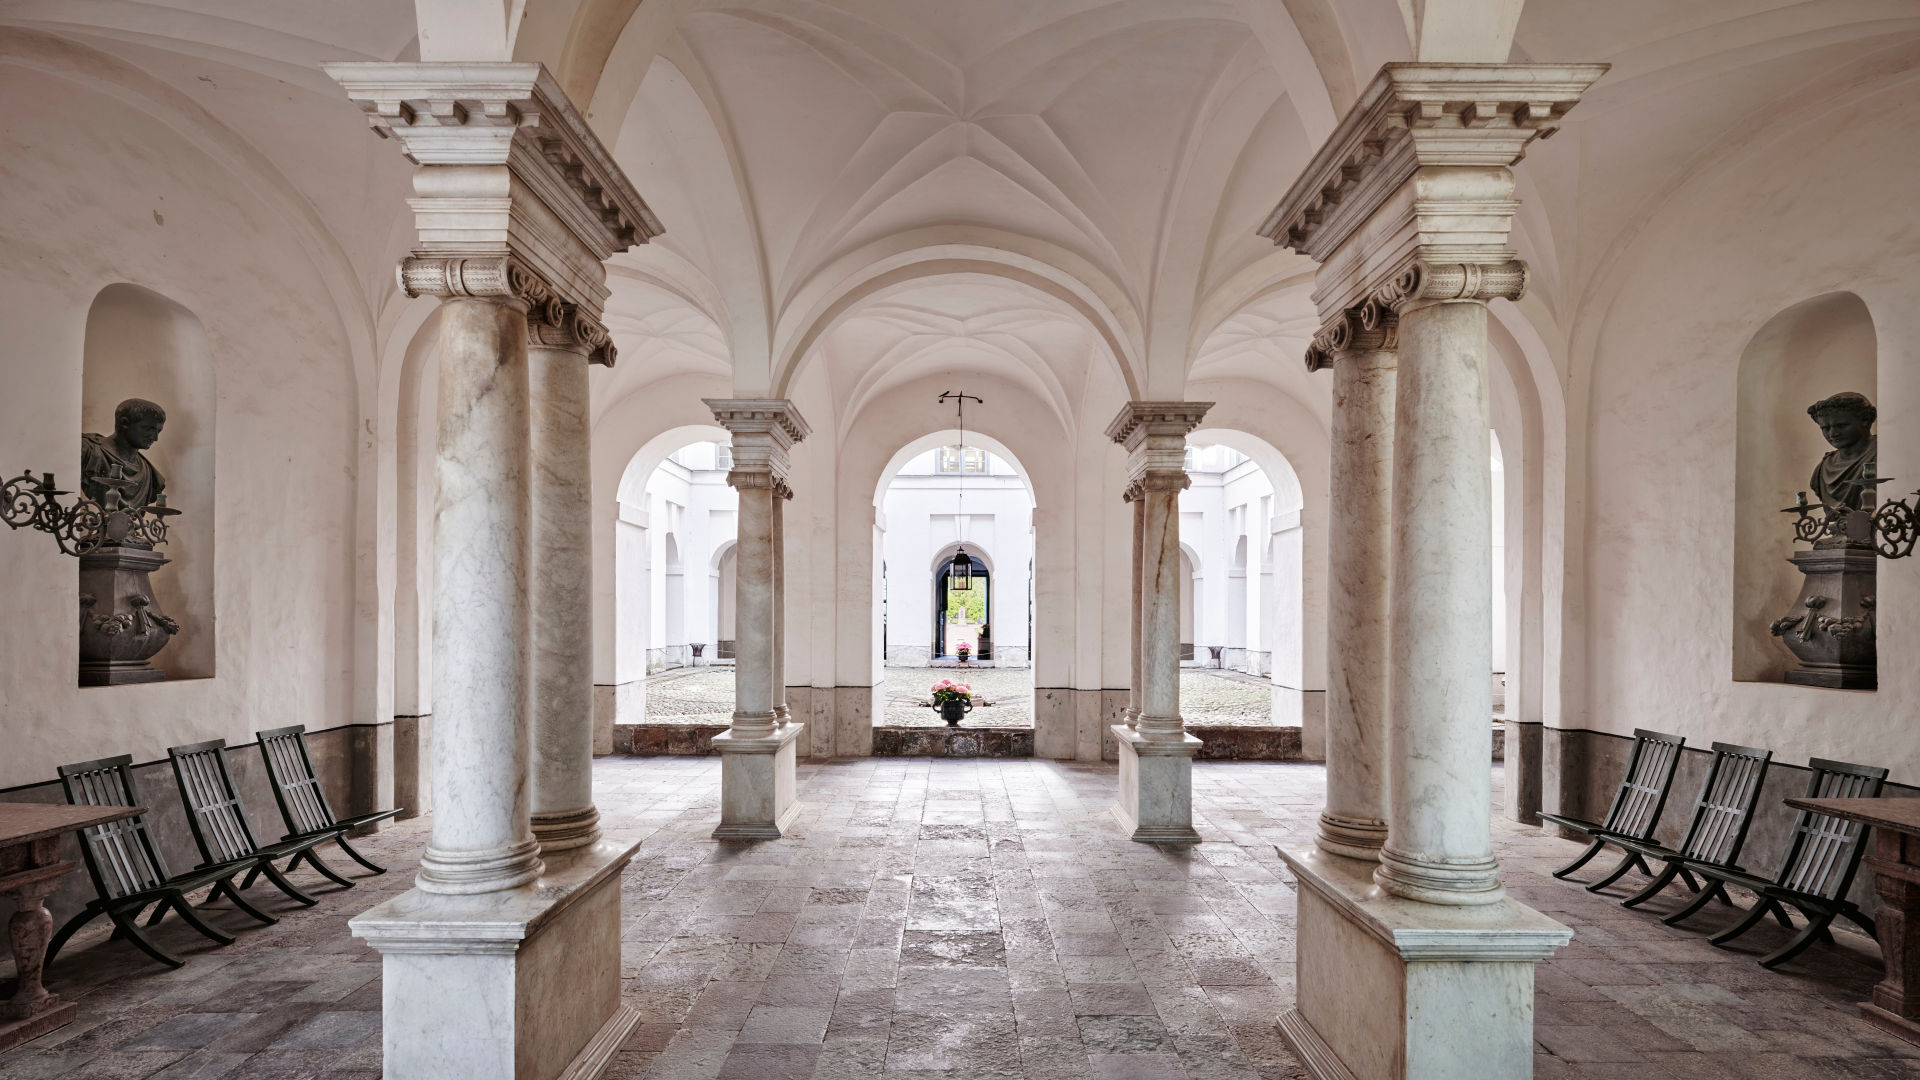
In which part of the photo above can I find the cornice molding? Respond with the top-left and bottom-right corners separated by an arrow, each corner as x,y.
326,62 -> 663,258
1258,62 -> 1608,263
1104,401 -> 1214,451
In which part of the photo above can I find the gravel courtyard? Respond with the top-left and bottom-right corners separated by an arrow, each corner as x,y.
641,666 -> 1280,729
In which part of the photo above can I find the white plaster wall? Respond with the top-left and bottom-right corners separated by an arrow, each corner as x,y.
0,65 -> 364,787
1577,75 -> 1920,783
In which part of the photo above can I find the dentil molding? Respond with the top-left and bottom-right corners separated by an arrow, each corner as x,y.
705,399 -> 811,484
326,61 -> 664,317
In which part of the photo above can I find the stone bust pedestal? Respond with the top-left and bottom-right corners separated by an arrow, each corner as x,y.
76,398 -> 180,685
1770,392 -> 1878,689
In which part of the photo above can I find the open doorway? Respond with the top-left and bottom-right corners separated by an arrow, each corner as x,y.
877,440 -> 1035,727
622,439 -> 738,724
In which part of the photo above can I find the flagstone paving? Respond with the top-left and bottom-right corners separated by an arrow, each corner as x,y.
2,759 -> 1913,1079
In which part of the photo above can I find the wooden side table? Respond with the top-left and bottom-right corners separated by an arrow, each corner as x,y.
1786,796 -> 1920,1044
0,801 -> 141,1051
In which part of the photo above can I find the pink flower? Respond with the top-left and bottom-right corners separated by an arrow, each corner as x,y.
935,679 -> 953,689
955,684 -> 971,695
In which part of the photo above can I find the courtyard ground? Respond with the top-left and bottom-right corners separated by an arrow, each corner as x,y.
642,666 -> 1281,728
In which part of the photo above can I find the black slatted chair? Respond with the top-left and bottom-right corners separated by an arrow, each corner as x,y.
1666,758 -> 1888,968
167,740 -> 339,902
257,724 -> 402,875
1538,729 -> 1686,880
1592,742 -> 1773,905
49,755 -> 275,970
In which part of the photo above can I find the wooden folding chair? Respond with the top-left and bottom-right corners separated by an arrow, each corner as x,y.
1538,728 -> 1686,880
257,724 -> 402,875
49,755 -> 273,970
1596,741 -> 1773,906
167,740 -> 342,901
1667,757 -> 1888,968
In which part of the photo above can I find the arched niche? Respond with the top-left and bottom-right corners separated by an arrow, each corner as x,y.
1732,291 -> 1877,684
81,283 -> 215,681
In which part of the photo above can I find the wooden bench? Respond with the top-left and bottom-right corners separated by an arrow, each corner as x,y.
1538,728 -> 1686,881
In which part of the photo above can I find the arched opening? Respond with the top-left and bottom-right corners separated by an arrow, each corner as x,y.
876,437 -> 1035,728
931,546 -> 991,661
617,437 -> 739,725
81,283 -> 215,682
1491,431 -> 1508,714
1732,292 -> 1878,684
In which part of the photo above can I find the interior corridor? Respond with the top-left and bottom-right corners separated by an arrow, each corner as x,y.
1,758 -> 1904,1080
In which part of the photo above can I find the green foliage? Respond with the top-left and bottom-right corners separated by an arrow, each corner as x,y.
945,581 -> 986,623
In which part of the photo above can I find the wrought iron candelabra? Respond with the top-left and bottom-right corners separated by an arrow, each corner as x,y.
1780,483 -> 1919,559
2,470 -> 175,555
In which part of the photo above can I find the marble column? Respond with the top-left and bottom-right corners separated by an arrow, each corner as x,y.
417,289 -> 544,895
772,478 -> 790,725
1106,402 -> 1210,843
1310,305 -> 1396,862
1374,277 -> 1516,905
1124,492 -> 1145,728
1256,63 -> 1604,1080
329,62 -> 663,1080
528,309 -> 612,852
707,400 -> 810,838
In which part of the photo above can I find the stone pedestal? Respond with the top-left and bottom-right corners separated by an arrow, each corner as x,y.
1775,544 -> 1876,689
1276,847 -> 1571,1080
352,837 -> 643,1080
77,546 -> 178,685
711,723 -> 806,839
1111,727 -> 1203,842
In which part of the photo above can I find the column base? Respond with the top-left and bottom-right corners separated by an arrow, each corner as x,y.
712,724 -> 806,839
1315,812 -> 1387,861
531,806 -> 603,853
1275,846 -> 1570,1080
1111,726 -> 1202,843
351,835 -> 645,1080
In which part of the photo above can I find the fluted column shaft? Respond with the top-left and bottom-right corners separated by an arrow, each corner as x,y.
528,314 -> 605,852
418,296 -> 543,895
1316,331 -> 1397,861
1136,474 -> 1188,739
1374,296 -> 1503,905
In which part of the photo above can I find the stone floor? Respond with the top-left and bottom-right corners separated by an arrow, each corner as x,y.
644,667 -> 1279,730
2,759 -> 1913,1079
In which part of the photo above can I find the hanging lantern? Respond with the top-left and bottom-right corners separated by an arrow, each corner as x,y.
950,545 -> 973,591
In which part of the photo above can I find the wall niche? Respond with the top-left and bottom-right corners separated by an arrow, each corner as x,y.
1731,291 -> 1876,685
80,283 -> 216,682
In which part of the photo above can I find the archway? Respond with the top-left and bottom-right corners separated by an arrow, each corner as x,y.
875,436 -> 1036,728
1176,439 -> 1307,728
613,436 -> 739,726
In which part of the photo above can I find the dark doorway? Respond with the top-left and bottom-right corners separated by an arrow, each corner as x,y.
933,555 -> 989,659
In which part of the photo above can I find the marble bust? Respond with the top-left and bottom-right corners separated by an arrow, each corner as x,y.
1807,391 -> 1876,515
81,398 -> 167,508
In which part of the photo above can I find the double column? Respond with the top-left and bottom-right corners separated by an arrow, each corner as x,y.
1260,62 -> 1603,1080
707,400 -> 810,838
1107,401 -> 1210,843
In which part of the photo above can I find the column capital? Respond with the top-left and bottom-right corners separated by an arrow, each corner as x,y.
1260,62 -> 1604,327
326,61 -> 664,319
1107,401 -> 1210,494
706,399 -> 810,486
1305,298 -> 1399,372
527,302 -> 616,367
